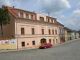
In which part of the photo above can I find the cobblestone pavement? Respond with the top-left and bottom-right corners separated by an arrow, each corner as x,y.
0,39 -> 80,60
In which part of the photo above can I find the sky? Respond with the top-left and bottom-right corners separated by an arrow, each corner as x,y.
0,0 -> 80,31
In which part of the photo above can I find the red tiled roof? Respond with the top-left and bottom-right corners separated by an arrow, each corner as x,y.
4,6 -> 36,18
3,6 -> 64,27
8,8 -> 18,18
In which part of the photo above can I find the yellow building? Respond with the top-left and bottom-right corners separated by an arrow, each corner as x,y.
0,6 -> 64,49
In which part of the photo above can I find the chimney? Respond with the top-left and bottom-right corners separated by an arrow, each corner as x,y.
13,6 -> 15,8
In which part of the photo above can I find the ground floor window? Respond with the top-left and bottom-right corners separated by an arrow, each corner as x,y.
32,41 -> 35,45
21,42 -> 25,47
49,39 -> 51,43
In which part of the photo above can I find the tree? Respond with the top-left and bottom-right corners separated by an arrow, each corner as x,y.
0,7 -> 10,36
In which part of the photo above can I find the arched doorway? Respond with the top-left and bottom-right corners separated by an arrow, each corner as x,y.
40,38 -> 46,44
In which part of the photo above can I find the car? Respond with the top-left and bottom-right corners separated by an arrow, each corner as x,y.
39,43 -> 52,49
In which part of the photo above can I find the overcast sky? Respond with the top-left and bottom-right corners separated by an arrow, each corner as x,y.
0,0 -> 80,31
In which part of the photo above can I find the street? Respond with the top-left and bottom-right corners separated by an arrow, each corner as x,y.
0,39 -> 80,60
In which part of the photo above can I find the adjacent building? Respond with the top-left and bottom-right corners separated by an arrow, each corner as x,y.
64,27 -> 80,42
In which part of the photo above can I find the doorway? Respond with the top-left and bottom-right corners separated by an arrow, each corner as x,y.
40,38 -> 46,44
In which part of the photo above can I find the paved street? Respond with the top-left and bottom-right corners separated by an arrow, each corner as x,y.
0,39 -> 80,60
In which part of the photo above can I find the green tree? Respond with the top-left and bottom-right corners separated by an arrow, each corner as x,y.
0,7 -> 10,36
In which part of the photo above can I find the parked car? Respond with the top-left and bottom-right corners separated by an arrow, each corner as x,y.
39,43 -> 52,49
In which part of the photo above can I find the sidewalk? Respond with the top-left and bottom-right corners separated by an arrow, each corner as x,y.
54,38 -> 80,47
0,48 -> 37,53
0,49 -> 17,53
0,38 -> 80,53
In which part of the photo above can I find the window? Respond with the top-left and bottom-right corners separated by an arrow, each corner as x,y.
53,20 -> 54,23
18,12 -> 20,17
32,41 -> 35,45
32,28 -> 35,35
42,29 -> 44,35
21,42 -> 25,47
23,13 -> 26,18
51,19 -> 53,23
46,17 -> 50,22
20,12 -> 23,18
49,39 -> 51,43
52,29 -> 54,35
31,15 -> 34,20
26,13 -> 29,19
48,18 -> 50,22
48,29 -> 51,35
55,30 -> 57,34
21,28 -> 25,35
40,17 -> 44,21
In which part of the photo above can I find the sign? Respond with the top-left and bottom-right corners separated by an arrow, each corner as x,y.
0,39 -> 17,44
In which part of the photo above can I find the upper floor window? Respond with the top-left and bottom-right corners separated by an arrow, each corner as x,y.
55,29 -> 57,34
26,13 -> 29,19
23,13 -> 26,18
32,28 -> 35,35
51,19 -> 53,23
52,29 -> 54,35
31,15 -> 34,20
21,28 -> 25,35
49,39 -> 51,43
18,12 -> 20,17
53,20 -> 54,23
40,17 -> 44,21
48,29 -> 51,35
20,12 -> 23,18
48,18 -> 50,22
42,29 -> 44,35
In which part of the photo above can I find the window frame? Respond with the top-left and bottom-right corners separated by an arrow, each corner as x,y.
21,41 -> 25,47
42,29 -> 44,35
40,17 -> 44,22
32,41 -> 35,45
32,28 -> 35,35
21,28 -> 25,35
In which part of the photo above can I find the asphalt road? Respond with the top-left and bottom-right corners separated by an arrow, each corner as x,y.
0,39 -> 80,60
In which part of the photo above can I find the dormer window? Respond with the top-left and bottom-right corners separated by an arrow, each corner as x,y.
53,20 -> 54,23
31,15 -> 34,20
18,12 -> 20,17
48,18 -> 50,22
20,12 -> 23,18
18,12 -> 23,18
26,13 -> 29,19
46,17 -> 50,22
23,13 -> 26,18
51,19 -> 53,23
40,17 -> 44,21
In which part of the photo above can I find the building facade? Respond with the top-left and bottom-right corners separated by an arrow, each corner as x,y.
0,6 -> 65,49
64,27 -> 80,42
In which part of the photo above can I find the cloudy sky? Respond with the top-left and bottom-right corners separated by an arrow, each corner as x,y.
0,0 -> 80,30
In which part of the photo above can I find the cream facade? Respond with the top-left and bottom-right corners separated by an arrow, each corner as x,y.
0,6 -> 65,49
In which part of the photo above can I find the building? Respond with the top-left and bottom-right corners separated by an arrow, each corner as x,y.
64,27 -> 80,42
64,27 -> 72,41
0,6 -> 64,49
